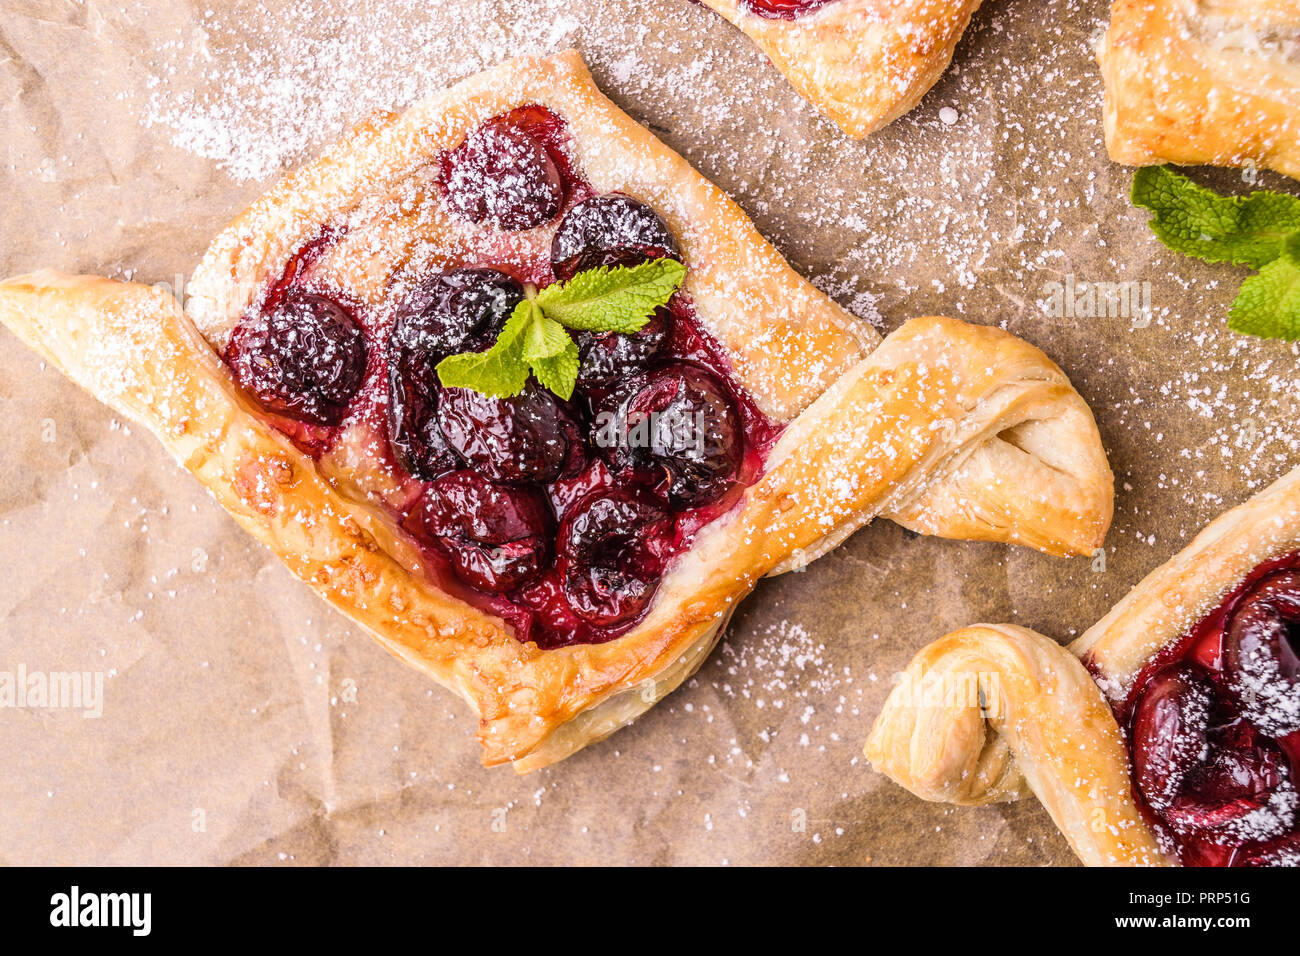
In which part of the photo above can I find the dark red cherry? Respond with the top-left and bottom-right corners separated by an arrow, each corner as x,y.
559,491 -> 676,627
437,384 -> 585,484
1224,570 -> 1300,737
1164,731 -> 1295,843
386,269 -> 525,479
737,0 -> 839,20
1239,830 -> 1300,866
385,349 -> 456,480
1130,663 -> 1214,810
226,292 -> 367,426
574,306 -> 673,387
599,362 -> 743,508
404,470 -> 553,593
389,268 -> 523,359
550,194 -> 680,282
440,118 -> 564,231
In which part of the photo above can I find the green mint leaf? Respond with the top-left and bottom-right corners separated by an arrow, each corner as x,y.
528,336 -> 580,400
1228,236 -> 1300,341
435,300 -> 531,397
535,257 -> 686,333
520,304 -> 572,362
434,259 -> 686,401
1132,165 -> 1300,269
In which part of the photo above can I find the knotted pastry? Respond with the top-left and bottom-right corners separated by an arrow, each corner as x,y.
0,51 -> 1111,771
867,464 -> 1300,865
696,0 -> 984,137
1098,0 -> 1300,179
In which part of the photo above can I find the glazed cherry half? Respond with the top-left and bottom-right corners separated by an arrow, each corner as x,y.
1224,570 -> 1300,737
404,470 -> 554,593
550,193 -> 680,282
386,268 -> 523,478
599,361 -> 744,508
389,267 -> 522,358
575,306 -> 673,388
226,291 -> 367,426
559,490 -> 677,627
438,384 -> 585,485
440,117 -> 564,231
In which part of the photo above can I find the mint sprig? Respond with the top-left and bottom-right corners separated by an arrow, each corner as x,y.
436,257 -> 685,400
1229,236 -> 1300,341
1131,166 -> 1300,340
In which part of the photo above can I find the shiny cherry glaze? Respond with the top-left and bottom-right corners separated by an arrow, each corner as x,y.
386,268 -> 523,478
219,106 -> 783,649
403,470 -> 553,593
1117,551 -> 1300,866
438,106 -> 586,232
736,0 -> 841,19
225,291 -> 367,427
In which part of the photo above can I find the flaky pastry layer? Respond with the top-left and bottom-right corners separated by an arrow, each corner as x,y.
698,0 -> 984,138
1099,0 -> 1300,179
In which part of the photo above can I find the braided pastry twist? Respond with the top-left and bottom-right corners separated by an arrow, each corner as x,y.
865,624 -> 1170,866
868,465 -> 1300,865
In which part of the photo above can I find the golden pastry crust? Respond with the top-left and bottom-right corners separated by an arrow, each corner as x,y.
865,624 -> 1171,866
866,464 -> 1300,864
1098,0 -> 1300,180
0,51 -> 1113,771
1072,463 -> 1300,700
698,0 -> 983,138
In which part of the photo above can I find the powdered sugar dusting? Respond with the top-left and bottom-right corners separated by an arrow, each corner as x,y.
715,618 -> 843,705
138,0 -> 1300,494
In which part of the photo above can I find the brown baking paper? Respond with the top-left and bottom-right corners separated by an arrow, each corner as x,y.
2,0 -> 1298,866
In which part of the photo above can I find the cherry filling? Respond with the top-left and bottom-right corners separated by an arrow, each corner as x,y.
736,0 -> 841,20
439,111 -> 570,232
550,193 -> 680,282
225,291 -> 367,427
1120,554 -> 1300,866
403,470 -> 553,593
386,268 -> 522,479
220,106 -> 782,650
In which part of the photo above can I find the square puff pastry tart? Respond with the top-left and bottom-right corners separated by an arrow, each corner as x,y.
0,51 -> 1113,772
868,464 -> 1300,866
697,0 -> 984,137
1099,0 -> 1300,179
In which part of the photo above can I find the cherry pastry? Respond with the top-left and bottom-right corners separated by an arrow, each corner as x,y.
2,52 -> 1115,773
